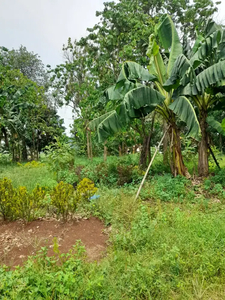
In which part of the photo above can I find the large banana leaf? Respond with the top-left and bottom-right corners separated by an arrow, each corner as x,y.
157,14 -> 182,76
88,111 -> 114,131
190,29 -> 222,68
90,86 -> 165,142
97,111 -> 125,142
207,116 -> 225,136
116,61 -> 156,89
146,34 -> 167,84
169,96 -> 201,139
117,86 -> 165,122
163,54 -> 191,91
177,60 -> 225,96
204,19 -> 222,38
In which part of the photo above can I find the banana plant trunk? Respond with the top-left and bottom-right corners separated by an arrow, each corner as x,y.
198,110 -> 209,177
170,125 -> 187,177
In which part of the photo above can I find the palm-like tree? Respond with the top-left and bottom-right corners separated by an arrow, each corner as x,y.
164,20 -> 225,176
89,15 -> 200,176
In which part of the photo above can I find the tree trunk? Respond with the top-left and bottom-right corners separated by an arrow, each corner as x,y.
104,141 -> 107,162
139,135 -> 149,169
86,130 -> 90,159
147,111 -> 156,163
22,139 -> 28,161
119,145 -> 122,156
1,127 -> 9,150
169,126 -> 187,177
198,110 -> 209,177
163,121 -> 170,165
89,132 -> 93,161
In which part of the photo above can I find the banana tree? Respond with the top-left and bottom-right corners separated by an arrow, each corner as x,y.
163,19 -> 225,176
90,15 -> 200,176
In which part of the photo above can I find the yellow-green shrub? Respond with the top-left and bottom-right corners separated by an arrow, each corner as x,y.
0,178 -> 17,220
17,161 -> 45,168
0,178 -> 47,222
77,178 -> 97,201
50,182 -> 79,221
16,185 -> 46,222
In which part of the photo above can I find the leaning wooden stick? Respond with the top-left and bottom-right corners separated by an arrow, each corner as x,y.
134,126 -> 170,202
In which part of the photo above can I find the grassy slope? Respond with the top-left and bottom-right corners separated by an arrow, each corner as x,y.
0,161 -> 225,299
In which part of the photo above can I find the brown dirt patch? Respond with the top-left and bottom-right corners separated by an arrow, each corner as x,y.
0,217 -> 108,267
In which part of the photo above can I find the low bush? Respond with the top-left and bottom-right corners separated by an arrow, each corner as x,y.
0,178 -> 47,222
50,181 -> 79,221
0,176 -> 97,222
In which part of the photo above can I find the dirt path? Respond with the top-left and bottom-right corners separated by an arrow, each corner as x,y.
0,217 -> 108,267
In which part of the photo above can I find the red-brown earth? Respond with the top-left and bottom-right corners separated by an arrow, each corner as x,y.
0,217 -> 108,267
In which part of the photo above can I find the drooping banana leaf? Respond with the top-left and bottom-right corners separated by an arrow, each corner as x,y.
177,60 -> 225,96
222,118 -> 225,131
204,19 -> 222,38
169,96 -> 201,139
90,86 -> 165,142
116,61 -> 156,89
190,29 -> 222,69
97,111 -> 126,142
207,116 -> 225,136
157,14 -> 182,76
88,112 -> 114,131
163,54 -> 191,91
117,86 -> 165,122
106,85 -> 124,101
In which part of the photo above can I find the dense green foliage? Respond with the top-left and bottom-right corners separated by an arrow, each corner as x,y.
0,46 -> 65,162
1,161 -> 225,298
1,1 -> 225,299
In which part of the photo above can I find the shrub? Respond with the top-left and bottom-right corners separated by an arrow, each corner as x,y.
50,181 -> 79,221
43,139 -> 75,181
0,178 -> 47,222
16,185 -> 47,222
0,178 -> 17,220
77,178 -> 98,201
18,161 -> 45,168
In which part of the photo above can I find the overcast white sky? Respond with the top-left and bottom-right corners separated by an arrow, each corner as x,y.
0,0 -> 225,134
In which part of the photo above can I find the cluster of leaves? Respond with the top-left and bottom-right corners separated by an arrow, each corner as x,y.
0,46 -> 65,162
17,160 -> 45,168
0,177 -> 97,222
1,191 -> 225,299
42,138 -> 75,181
140,174 -> 195,202
49,0 -> 220,168
50,178 -> 97,221
0,178 -> 47,222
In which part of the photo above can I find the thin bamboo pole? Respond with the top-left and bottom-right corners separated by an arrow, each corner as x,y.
134,126 -> 170,202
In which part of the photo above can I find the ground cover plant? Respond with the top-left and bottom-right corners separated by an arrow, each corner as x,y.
0,160 -> 225,299
1,1 -> 225,299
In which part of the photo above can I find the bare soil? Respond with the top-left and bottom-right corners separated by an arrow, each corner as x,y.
0,217 -> 108,267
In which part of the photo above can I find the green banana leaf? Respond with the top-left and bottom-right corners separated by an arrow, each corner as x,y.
207,116 -> 225,136
146,34 -> 167,84
88,111 -> 114,131
169,96 -> 201,139
163,54 -> 191,91
116,61 -> 156,89
157,14 -> 182,76
117,86 -> 165,122
97,111 -> 125,142
177,60 -> 225,96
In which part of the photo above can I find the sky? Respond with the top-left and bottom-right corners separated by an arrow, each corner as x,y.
0,0 -> 225,134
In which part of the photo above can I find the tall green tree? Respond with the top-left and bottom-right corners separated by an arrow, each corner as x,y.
163,20 -> 225,176
89,15 -> 201,176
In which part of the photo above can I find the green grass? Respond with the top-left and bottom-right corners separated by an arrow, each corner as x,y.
0,163 -> 57,191
1,159 -> 225,298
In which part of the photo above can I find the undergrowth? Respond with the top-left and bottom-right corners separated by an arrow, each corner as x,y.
1,160 -> 225,298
